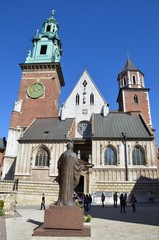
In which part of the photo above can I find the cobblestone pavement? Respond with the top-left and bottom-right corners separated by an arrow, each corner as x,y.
1,203 -> 159,240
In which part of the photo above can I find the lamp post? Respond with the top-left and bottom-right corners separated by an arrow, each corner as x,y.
100,144 -> 102,165
122,132 -> 128,181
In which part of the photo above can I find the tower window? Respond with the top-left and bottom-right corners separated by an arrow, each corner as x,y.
123,77 -> 127,86
40,45 -> 47,54
76,94 -> 80,105
90,93 -> 94,105
134,94 -> 138,103
46,25 -> 51,32
133,76 -> 136,84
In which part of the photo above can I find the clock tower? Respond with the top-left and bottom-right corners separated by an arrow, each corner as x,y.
3,11 -> 64,179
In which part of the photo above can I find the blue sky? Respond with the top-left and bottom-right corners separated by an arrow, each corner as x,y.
0,0 -> 159,145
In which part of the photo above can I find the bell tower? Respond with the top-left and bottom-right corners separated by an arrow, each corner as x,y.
10,10 -> 64,128
117,58 -> 152,127
3,10 -> 64,179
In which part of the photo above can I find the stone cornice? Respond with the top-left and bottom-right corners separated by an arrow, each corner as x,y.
19,62 -> 65,86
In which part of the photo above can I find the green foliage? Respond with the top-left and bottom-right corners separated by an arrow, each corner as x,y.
0,210 -> 4,216
84,214 -> 92,223
0,200 -> 4,216
75,201 -> 84,209
0,200 -> 4,210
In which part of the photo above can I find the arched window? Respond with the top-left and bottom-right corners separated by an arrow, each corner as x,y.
133,76 -> 136,84
123,77 -> 127,86
104,146 -> 117,165
35,148 -> 49,167
134,94 -> 138,103
46,25 -> 51,32
90,93 -> 94,105
76,94 -> 80,105
132,146 -> 145,165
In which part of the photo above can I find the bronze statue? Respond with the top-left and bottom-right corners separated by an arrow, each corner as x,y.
55,142 -> 81,206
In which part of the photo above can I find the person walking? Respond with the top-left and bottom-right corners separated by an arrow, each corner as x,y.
88,194 -> 92,210
124,193 -> 127,207
13,178 -> 19,191
40,193 -> 45,210
120,193 -> 126,213
101,193 -> 105,208
130,194 -> 137,212
149,191 -> 154,203
84,194 -> 89,211
113,192 -> 118,207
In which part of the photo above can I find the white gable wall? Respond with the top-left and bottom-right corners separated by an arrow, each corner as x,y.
59,70 -> 109,138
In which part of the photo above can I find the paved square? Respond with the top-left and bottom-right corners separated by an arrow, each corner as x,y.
1,203 -> 159,240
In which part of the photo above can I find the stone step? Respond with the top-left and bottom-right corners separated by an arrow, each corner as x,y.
0,180 -> 59,195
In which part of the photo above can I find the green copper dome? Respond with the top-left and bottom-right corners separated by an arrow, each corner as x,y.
25,10 -> 62,63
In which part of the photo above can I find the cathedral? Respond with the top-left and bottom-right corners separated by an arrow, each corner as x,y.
2,11 -> 159,203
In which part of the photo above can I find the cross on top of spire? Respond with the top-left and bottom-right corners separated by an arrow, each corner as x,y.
127,52 -> 130,58
51,10 -> 55,17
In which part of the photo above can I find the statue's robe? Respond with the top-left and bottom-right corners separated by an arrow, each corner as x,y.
56,149 -> 81,206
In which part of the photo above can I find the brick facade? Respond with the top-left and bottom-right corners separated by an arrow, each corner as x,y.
10,63 -> 64,128
119,88 -> 151,125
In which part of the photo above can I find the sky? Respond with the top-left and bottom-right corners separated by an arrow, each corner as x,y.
0,0 -> 159,145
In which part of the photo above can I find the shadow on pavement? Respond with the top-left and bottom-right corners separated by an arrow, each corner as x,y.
87,203 -> 159,227
26,218 -> 43,227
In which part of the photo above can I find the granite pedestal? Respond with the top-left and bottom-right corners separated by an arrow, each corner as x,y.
34,205 -> 91,237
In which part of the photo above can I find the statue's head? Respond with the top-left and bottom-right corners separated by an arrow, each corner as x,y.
66,142 -> 74,150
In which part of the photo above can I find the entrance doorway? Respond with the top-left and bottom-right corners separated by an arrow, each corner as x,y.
75,175 -> 84,194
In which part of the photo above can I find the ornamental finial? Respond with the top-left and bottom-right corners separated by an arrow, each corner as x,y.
127,51 -> 130,58
51,10 -> 55,17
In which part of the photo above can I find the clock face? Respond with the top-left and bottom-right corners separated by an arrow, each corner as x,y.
27,83 -> 44,99
77,121 -> 91,137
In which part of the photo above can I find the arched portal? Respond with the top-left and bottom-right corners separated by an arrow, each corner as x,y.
75,175 -> 84,194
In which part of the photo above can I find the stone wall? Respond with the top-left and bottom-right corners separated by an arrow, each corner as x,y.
91,181 -> 159,204
0,180 -> 59,205
1,179 -> 159,205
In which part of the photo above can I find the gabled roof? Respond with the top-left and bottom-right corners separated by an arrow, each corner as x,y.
19,118 -> 74,141
93,112 -> 153,139
18,113 -> 153,142
64,69 -> 107,106
83,69 -> 107,104
59,69 -> 108,121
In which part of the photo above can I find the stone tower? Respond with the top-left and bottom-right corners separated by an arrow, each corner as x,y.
117,58 -> 152,127
2,11 -> 64,179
